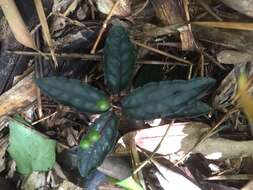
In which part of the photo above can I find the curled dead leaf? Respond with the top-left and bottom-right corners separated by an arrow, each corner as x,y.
221,0 -> 253,18
96,0 -> 132,17
118,122 -> 253,160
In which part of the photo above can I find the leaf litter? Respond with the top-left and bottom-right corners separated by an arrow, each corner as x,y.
1,0 -> 253,189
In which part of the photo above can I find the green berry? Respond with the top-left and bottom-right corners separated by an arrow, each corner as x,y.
79,138 -> 91,149
96,98 -> 110,111
87,129 -> 101,143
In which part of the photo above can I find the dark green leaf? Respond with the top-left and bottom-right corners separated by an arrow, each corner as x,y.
8,120 -> 56,175
35,77 -> 110,113
104,25 -> 136,93
122,78 -> 215,120
77,112 -> 119,177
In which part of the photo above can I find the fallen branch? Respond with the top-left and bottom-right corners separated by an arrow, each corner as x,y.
0,72 -> 36,118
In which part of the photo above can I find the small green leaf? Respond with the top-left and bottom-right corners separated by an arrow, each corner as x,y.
122,78 -> 215,120
77,112 -> 119,177
8,120 -> 56,175
116,176 -> 143,190
35,77 -> 110,113
104,25 -> 136,93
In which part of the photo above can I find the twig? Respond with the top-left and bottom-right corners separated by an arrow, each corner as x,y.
6,50 -> 191,66
192,21 -> 253,31
188,64 -> 193,80
32,112 -> 57,125
199,51 -> 204,77
35,32 -> 43,119
5,50 -> 102,61
130,132 -> 146,189
196,0 -> 222,21
203,51 -> 226,70
88,0 -> 96,20
133,120 -> 175,175
134,40 -> 192,65
90,0 -> 120,54
138,60 -> 188,67
132,0 -> 149,17
195,4 -> 222,21
0,73 -> 36,118
31,12 -> 53,35
63,0 -> 80,17
34,0 -> 58,67
36,87 -> 43,119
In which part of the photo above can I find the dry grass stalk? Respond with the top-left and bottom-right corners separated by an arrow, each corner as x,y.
192,21 -> 253,31
195,0 -> 222,21
34,0 -> 58,67
63,0 -> 80,17
134,40 -> 192,65
91,0 -> 121,54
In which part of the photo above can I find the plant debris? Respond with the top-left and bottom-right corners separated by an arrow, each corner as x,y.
1,0 -> 253,189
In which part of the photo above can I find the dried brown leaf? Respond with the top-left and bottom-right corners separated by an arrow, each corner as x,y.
221,0 -> 253,18
96,0 -> 131,17
0,0 -> 38,50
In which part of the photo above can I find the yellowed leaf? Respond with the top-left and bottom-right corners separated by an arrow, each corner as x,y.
0,0 -> 38,50
238,73 -> 253,123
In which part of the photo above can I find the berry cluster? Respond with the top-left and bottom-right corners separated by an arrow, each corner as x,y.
79,129 -> 101,149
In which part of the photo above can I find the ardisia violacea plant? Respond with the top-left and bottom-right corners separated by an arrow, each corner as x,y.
35,25 -> 216,177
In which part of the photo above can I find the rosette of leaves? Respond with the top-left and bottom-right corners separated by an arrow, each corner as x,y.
35,25 -> 215,177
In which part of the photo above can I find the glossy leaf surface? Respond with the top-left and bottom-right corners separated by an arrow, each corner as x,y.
104,25 -> 136,93
77,112 -> 119,177
122,78 -> 215,120
35,77 -> 110,113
